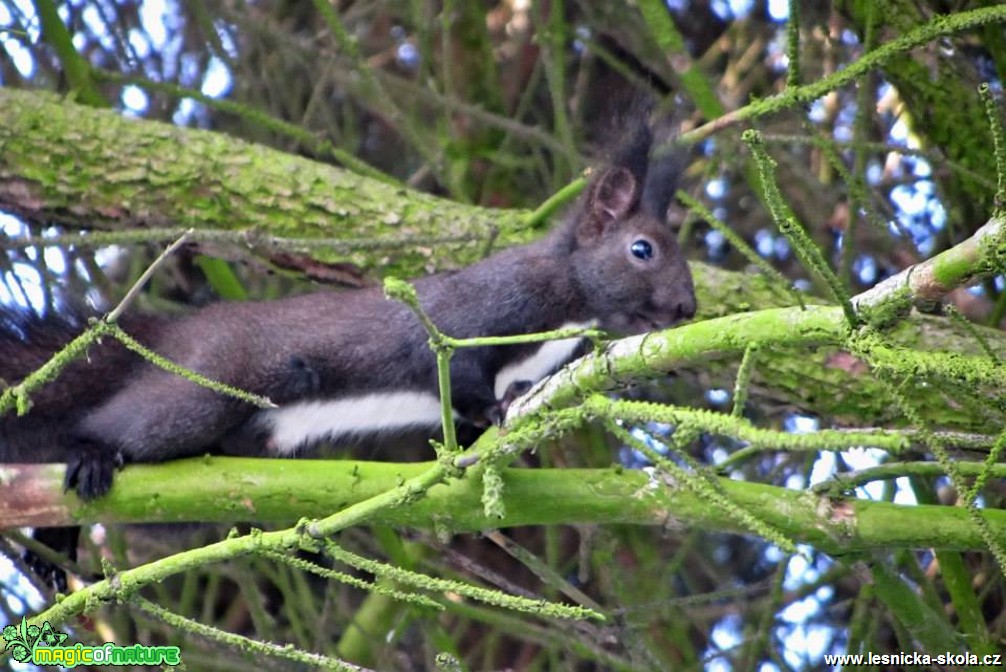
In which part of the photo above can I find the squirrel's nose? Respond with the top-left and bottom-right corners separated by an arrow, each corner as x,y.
675,294 -> 697,321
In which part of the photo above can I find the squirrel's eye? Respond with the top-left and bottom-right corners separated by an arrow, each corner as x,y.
630,239 -> 653,261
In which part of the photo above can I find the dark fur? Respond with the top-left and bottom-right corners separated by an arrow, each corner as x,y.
4,123 -> 695,487
2,120 -> 695,584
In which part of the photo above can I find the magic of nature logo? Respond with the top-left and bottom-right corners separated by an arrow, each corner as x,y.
3,617 -> 181,667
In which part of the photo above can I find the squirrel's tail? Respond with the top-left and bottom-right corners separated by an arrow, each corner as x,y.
0,307 -> 147,462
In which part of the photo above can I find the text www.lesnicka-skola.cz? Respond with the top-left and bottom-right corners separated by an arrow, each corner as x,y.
823,651 -> 1002,667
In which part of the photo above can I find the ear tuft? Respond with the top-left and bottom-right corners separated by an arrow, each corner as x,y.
640,123 -> 688,221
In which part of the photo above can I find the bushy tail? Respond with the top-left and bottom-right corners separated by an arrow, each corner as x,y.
0,307 -> 147,462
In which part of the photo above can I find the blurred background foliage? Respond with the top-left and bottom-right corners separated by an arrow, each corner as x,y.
2,0 -> 1006,670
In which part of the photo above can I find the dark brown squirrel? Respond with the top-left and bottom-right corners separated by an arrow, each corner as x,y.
1,118 -> 696,586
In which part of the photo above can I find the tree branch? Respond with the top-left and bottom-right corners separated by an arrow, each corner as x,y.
0,87 -> 527,279
2,457 -> 1002,555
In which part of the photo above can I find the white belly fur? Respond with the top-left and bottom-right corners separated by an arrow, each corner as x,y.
493,320 -> 596,399
261,391 -> 446,455
262,321 -> 595,455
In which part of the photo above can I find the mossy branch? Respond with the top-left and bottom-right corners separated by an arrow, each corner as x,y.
605,416 -> 798,554
382,277 -> 460,452
731,343 -> 758,417
0,87 -> 525,279
784,0 -> 801,89
34,0 -> 108,108
323,541 -> 602,622
677,191 -> 803,307
813,460 -> 1006,496
258,549 -> 452,611
744,130 -> 857,325
0,324 -> 107,416
681,4 -> 1006,143
92,68 -> 398,186
979,83 -> 1006,214
853,215 -> 1006,314
382,276 -> 604,458
107,325 -> 274,409
132,597 -> 363,671
6,458 -> 1005,552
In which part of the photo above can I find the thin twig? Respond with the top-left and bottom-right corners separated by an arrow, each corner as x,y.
107,229 -> 193,323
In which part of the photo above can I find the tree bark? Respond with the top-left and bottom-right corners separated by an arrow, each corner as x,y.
0,87 -> 525,279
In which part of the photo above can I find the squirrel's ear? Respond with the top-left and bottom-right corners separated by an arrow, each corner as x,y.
579,166 -> 638,241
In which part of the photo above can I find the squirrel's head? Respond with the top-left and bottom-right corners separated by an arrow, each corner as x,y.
568,127 -> 696,334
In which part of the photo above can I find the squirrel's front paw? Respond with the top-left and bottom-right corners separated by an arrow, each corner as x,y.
486,380 -> 536,426
64,440 -> 124,500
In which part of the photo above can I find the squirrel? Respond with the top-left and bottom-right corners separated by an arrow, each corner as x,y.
1,117 -> 696,587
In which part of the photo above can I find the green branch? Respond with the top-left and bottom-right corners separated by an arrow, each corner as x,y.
506,305 -> 849,421
677,191 -> 802,307
132,598 -> 362,671
744,130 -> 857,325
979,83 -> 1006,214
682,4 -> 1006,143
813,460 -> 1006,495
853,215 -> 1006,313
33,0 -> 107,108
5,458 -> 1004,555
382,277 -> 460,452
